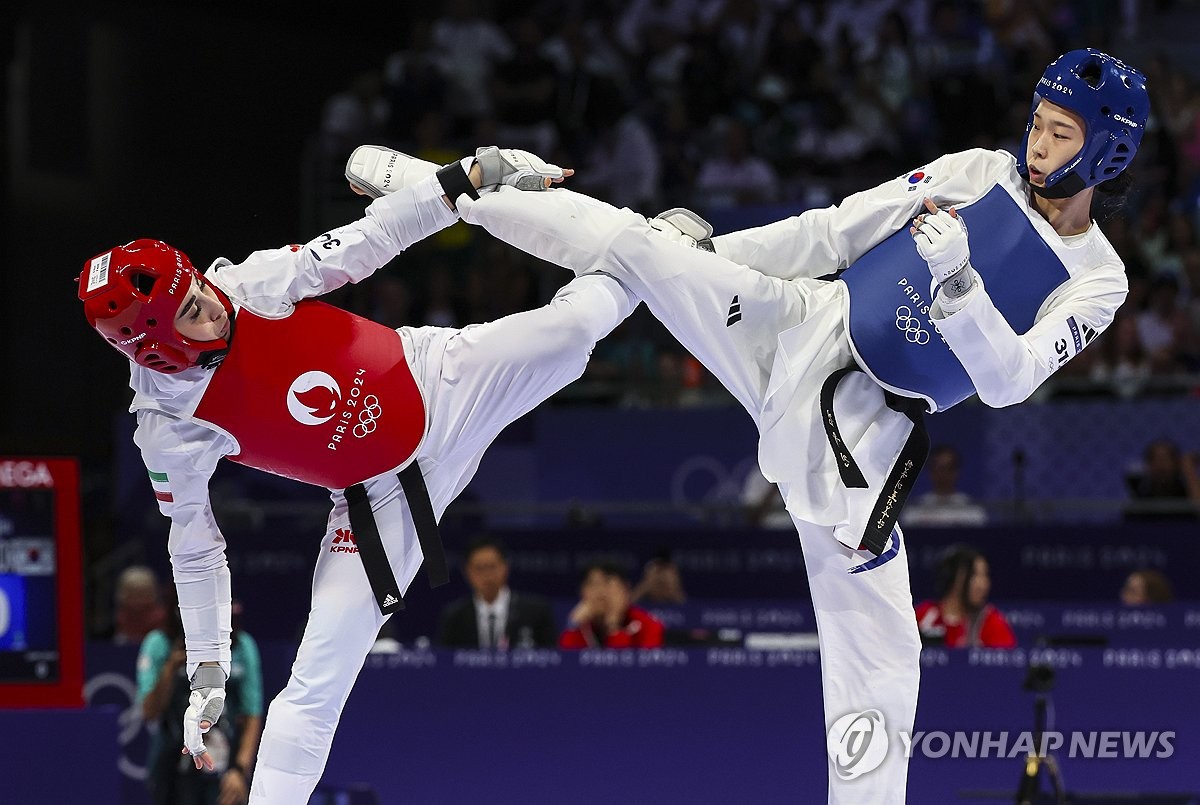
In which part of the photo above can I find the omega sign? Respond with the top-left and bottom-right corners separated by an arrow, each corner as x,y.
0,462 -> 55,488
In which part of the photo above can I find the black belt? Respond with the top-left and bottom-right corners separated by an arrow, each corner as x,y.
344,461 -> 449,615
819,366 -> 930,556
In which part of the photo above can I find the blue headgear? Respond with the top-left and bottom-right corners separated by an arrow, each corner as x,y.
1015,49 -> 1149,199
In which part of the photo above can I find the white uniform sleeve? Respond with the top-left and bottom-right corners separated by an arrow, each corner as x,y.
931,264 -> 1128,407
711,149 -> 1010,279
213,171 -> 457,315
134,409 -> 237,678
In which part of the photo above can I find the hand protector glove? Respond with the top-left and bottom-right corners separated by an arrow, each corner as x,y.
182,665 -> 227,763
912,207 -> 971,284
650,208 -> 716,252
474,146 -> 564,191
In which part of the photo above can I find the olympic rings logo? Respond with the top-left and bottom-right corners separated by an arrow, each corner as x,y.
895,306 -> 930,345
352,395 -> 383,438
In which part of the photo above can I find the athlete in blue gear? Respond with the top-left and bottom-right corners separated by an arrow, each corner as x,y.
437,49 -> 1148,803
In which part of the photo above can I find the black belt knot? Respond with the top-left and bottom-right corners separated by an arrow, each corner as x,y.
819,366 -> 930,556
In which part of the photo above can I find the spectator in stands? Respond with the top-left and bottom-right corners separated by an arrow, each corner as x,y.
429,0 -> 514,127
1160,69 -> 1200,174
917,0 -> 1001,151
490,16 -> 561,157
868,10 -> 922,156
615,0 -> 695,57
1092,312 -> 1150,398
318,70 -> 390,159
1121,568 -> 1176,606
416,265 -> 466,329
365,272 -> 413,330
543,17 -> 627,140
631,549 -> 687,605
575,79 -> 662,210
1124,438 -> 1200,521
113,565 -> 165,646
578,313 -> 660,406
138,590 -> 262,805
1137,274 -> 1198,374
437,535 -> 556,649
653,98 -> 704,207
1151,210 -> 1196,279
645,347 -> 687,408
694,119 -> 779,207
560,560 -> 665,648
381,22 -> 449,137
900,445 -> 988,528
915,545 -> 1016,649
307,8 -> 1200,411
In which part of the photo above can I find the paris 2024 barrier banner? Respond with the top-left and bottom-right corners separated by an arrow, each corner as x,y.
43,642 -> 1200,805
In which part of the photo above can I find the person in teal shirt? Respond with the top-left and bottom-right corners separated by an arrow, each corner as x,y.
138,592 -> 263,805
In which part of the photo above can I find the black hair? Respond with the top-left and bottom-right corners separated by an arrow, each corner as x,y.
464,534 -> 509,564
934,544 -> 981,600
1142,438 -> 1180,464
581,559 -> 630,585
1092,168 -> 1134,222
648,547 -> 674,565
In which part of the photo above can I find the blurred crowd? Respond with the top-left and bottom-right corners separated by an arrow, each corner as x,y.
306,0 -> 1200,406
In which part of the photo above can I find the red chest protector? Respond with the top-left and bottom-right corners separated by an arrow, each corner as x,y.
193,300 -> 426,489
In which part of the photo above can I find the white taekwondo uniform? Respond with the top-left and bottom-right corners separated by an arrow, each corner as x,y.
128,174 -> 638,803
455,147 -> 1126,803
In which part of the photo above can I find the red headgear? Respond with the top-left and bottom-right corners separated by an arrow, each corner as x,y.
78,239 -> 233,373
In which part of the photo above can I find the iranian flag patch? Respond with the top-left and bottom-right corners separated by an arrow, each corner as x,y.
148,469 -> 173,503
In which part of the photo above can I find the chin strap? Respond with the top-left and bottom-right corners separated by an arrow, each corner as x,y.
197,315 -> 235,369
1030,172 -> 1087,199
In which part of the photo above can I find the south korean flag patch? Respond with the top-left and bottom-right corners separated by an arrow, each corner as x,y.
905,169 -> 934,192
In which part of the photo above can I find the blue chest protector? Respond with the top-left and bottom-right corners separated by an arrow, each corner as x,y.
840,185 -> 1069,411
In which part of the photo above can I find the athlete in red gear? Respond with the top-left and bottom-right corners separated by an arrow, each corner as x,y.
79,148 -> 639,804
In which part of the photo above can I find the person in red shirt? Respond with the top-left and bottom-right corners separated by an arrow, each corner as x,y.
915,544 -> 1016,649
560,561 -> 665,649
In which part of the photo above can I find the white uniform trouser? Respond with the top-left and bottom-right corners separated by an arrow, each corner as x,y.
459,187 -> 921,804
248,272 -> 637,804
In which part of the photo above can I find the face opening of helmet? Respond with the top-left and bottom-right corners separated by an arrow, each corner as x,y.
1026,100 -> 1087,187
174,275 -> 232,343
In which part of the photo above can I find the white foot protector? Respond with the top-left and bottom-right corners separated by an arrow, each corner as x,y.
651,208 -> 716,252
656,208 -> 714,242
344,145 -> 439,198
